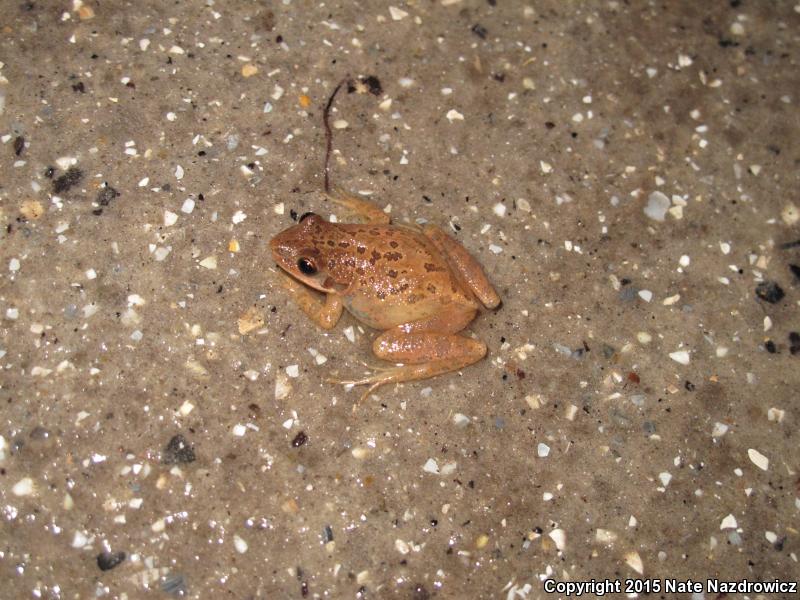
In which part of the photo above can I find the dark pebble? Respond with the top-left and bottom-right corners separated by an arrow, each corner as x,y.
96,185 -> 120,207
323,524 -> 334,542
53,167 -> 83,194
161,573 -> 187,596
360,75 -> 382,96
789,331 -> 800,355
765,340 -> 777,354
291,431 -> 308,447
755,281 -> 784,304
471,24 -> 488,39
779,238 -> 800,250
13,136 -> 25,156
790,264 -> 800,283
97,551 -> 126,571
412,583 -> 431,600
162,434 -> 196,464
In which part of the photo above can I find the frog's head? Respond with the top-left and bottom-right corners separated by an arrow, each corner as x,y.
270,212 -> 348,293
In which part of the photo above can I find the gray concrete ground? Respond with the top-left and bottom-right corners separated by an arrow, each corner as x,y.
1,1 -> 799,598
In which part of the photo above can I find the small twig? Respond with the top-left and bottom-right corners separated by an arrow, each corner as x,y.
323,77 -> 350,193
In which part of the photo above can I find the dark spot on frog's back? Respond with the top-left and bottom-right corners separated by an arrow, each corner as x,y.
389,240 -> 399,248
338,241 -> 349,248
427,284 -> 437,294
371,250 -> 381,260
388,269 -> 398,278
384,251 -> 402,261
357,246 -> 366,254
424,262 -> 444,272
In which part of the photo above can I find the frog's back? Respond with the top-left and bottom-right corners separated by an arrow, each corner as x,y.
335,224 -> 478,330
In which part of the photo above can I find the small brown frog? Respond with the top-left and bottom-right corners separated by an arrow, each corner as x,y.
270,189 -> 500,400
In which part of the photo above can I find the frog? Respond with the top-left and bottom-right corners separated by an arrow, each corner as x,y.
270,188 -> 501,402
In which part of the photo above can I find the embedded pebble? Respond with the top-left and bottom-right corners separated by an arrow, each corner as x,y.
747,448 -> 769,471
644,191 -> 670,221
1,5 -> 795,597
12,477 -> 35,496
720,514 -> 738,529
669,350 -> 690,365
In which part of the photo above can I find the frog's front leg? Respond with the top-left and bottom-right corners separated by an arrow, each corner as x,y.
422,225 -> 501,309
278,273 -> 343,330
325,187 -> 390,225
336,308 -> 487,401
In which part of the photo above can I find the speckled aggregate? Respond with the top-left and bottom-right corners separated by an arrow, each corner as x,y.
1,1 -> 799,598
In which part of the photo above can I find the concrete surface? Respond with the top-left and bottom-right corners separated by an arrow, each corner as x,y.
1,0 -> 799,598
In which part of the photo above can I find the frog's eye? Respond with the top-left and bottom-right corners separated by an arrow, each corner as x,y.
299,212 -> 316,223
297,257 -> 317,275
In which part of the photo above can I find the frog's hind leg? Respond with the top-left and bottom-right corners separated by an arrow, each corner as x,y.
334,308 -> 486,404
325,187 -> 391,225
422,225 -> 501,309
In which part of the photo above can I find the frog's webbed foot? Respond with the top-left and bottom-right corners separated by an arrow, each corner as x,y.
325,187 -> 390,225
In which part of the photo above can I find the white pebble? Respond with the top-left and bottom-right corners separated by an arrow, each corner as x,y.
492,203 -> 506,217
233,535 -> 248,553
625,551 -> 644,574
537,443 -> 550,458
659,472 -> 672,487
138,177 -> 149,187
12,477 -> 35,496
644,191 -> 670,221
669,350 -> 690,365
679,255 -> 691,267
332,119 -> 349,129
453,413 -> 470,427
765,531 -> 778,544
711,422 -> 729,437
174,164 -> 184,180
232,210 -> 247,224
389,6 -> 408,20
343,326 -> 356,343
181,198 -> 195,214
199,256 -> 217,269
71,530 -> 89,548
275,373 -> 291,400
638,290 -> 653,302
422,458 -> 439,474
232,424 -> 247,437
720,514 -> 738,529
6,307 -> 19,320
747,448 -> 769,471
446,109 -> 464,122
9,258 -> 20,272
548,528 -> 566,551
285,364 -> 300,378
164,210 -> 178,227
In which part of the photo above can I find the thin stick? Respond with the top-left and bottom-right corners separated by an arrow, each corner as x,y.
323,77 -> 349,194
